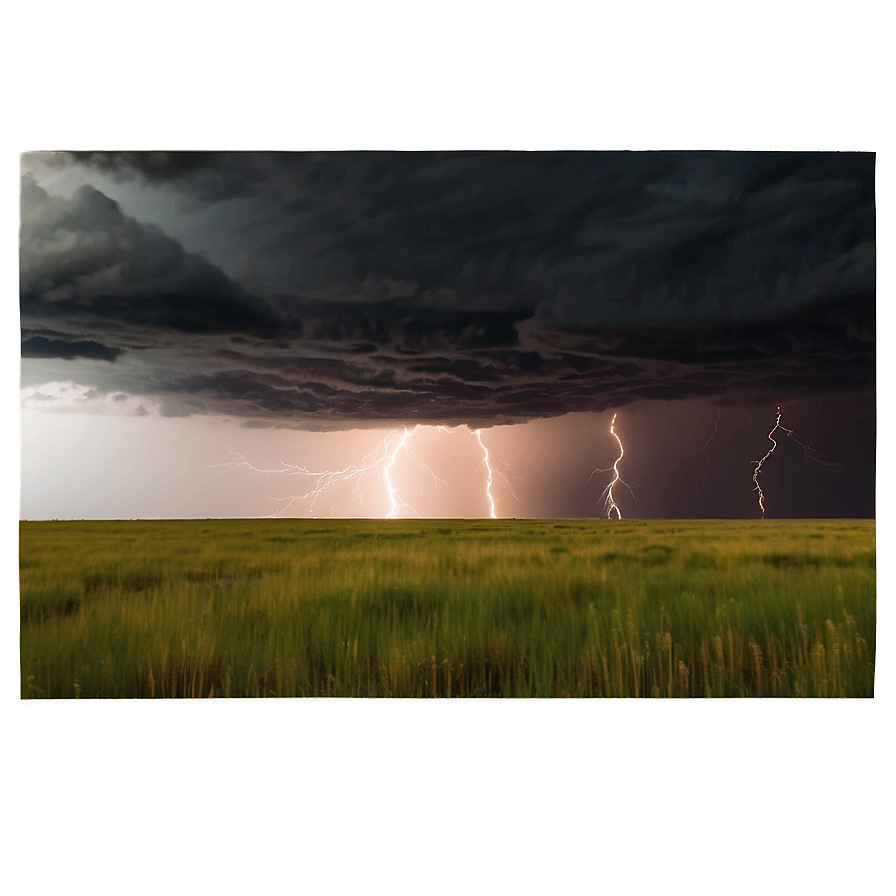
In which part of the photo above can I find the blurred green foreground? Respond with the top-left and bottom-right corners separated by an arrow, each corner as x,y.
20,518 -> 875,698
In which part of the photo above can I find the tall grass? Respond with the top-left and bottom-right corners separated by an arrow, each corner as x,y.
20,519 -> 875,697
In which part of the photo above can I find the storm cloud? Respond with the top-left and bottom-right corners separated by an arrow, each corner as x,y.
20,151 -> 875,428
20,176 -> 284,345
21,334 -> 123,362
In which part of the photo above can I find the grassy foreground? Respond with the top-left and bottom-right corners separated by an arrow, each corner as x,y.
20,518 -> 875,698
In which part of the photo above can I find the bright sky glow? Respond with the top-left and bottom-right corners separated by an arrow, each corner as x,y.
20,395 -> 870,520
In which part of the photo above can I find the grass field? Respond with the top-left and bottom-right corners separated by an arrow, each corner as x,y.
19,518 -> 875,698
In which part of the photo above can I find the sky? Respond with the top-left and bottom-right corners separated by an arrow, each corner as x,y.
20,150 -> 875,519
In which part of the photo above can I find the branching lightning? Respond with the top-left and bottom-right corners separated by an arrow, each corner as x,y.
212,423 -> 517,519
751,406 -> 837,518
211,428 -> 433,518
588,412 -> 632,519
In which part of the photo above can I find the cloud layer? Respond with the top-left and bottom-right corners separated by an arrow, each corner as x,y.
20,152 -> 875,427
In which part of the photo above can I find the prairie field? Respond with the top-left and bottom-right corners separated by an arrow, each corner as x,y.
19,518 -> 875,698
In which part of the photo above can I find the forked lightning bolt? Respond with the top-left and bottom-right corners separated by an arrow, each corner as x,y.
751,406 -> 836,518
588,412 -> 632,519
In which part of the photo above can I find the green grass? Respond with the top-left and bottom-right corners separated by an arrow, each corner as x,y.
19,518 -> 875,698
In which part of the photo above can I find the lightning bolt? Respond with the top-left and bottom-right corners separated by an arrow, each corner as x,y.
588,412 -> 632,519
751,408 -> 785,518
475,429 -> 497,519
385,428 -> 414,518
473,428 -> 522,519
751,406 -> 836,518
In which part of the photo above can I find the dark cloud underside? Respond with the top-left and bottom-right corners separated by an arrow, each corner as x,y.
20,151 -> 875,427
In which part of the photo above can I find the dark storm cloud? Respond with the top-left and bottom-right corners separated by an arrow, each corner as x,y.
19,176 -> 284,346
63,151 -> 270,202
20,152 -> 874,427
55,151 -> 873,317
21,334 -> 123,362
